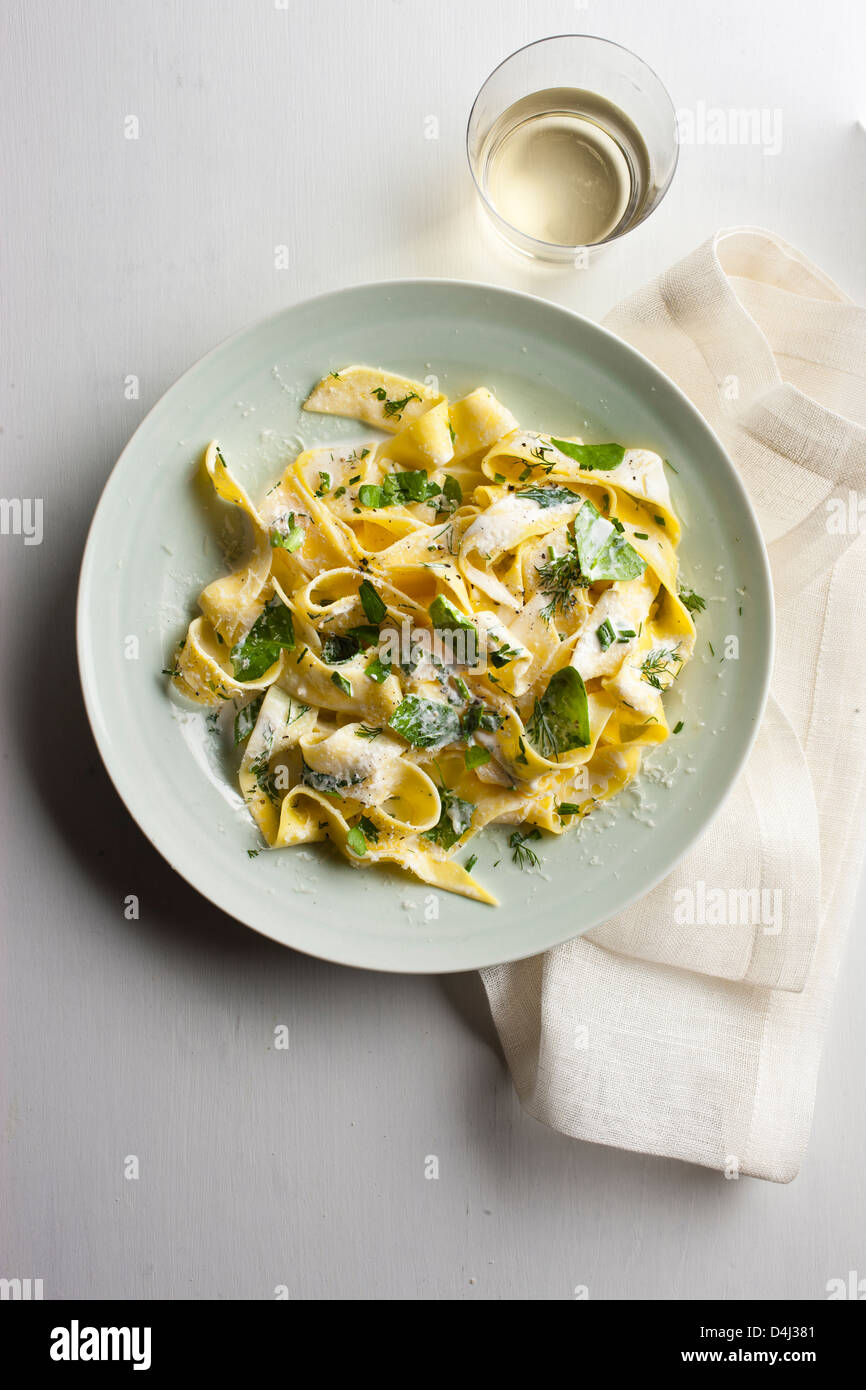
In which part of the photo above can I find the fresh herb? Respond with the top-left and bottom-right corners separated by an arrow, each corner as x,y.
639,644 -> 683,691
355,725 -> 382,740
442,474 -> 462,508
509,827 -> 542,870
359,578 -> 387,624
358,471 -> 456,511
300,761 -> 363,797
315,471 -> 331,497
596,619 -> 636,651
364,654 -> 392,683
633,531 -> 649,540
369,386 -> 421,421
536,532 -> 590,621
557,802 -> 582,816
489,640 -> 521,668
270,513 -> 305,552
231,598 -> 295,680
464,744 -> 490,771
673,720 -> 684,734
596,619 -> 616,651
572,500 -> 646,583
346,825 -> 367,856
429,594 -> 476,636
247,848 -> 261,859
358,815 -> 379,842
461,702 -> 502,736
516,484 -> 580,508
330,671 -> 352,697
464,853 -> 477,874
424,781 -> 474,850
347,625 -> 378,650
678,585 -> 706,615
388,694 -> 461,749
550,439 -> 626,471
321,633 -> 361,664
234,695 -> 264,745
525,668 -> 590,760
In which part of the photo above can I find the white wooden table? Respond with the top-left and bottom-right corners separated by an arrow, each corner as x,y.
2,0 -> 864,1299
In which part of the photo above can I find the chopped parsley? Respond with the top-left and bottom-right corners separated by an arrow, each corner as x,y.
369,386 -> 421,420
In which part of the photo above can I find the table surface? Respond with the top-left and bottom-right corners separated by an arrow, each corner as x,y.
2,0 -> 865,1301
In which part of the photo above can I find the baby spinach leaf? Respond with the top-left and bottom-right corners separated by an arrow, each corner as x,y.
358,579 -> 387,624
321,633 -> 361,664
424,787 -> 474,850
516,484 -> 581,509
230,598 -> 295,680
429,594 -> 476,634
526,667 -> 590,759
364,655 -> 392,684
550,439 -> 625,471
388,695 -> 461,749
573,500 -> 646,583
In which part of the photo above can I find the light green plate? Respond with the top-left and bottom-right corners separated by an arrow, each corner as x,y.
77,281 -> 773,973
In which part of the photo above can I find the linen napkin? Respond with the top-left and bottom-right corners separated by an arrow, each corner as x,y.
482,228 -> 866,1181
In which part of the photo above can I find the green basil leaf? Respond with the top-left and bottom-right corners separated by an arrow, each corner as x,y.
388,695 -> 461,749
230,598 -> 295,680
550,439 -> 626,471
330,671 -> 352,697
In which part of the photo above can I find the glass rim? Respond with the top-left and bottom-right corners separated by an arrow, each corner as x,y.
465,33 -> 680,254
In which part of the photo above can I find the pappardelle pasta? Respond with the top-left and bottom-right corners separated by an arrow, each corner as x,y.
167,365 -> 697,905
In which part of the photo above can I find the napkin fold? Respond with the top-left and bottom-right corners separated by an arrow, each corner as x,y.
482,228 -> 866,1181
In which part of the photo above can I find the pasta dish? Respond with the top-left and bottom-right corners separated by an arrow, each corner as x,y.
167,366 -> 697,904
